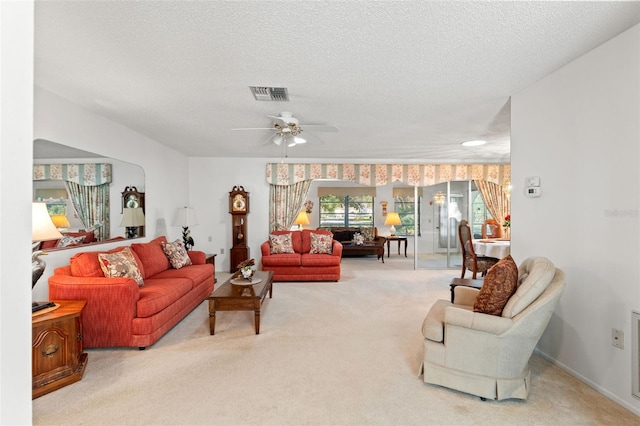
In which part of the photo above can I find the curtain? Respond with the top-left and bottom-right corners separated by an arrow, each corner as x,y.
474,180 -> 510,234
65,181 -> 110,240
269,180 -> 313,231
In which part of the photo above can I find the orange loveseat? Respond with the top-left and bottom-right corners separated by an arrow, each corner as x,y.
260,229 -> 342,282
48,236 -> 214,349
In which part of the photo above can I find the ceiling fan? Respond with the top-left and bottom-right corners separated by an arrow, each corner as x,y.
231,112 -> 339,147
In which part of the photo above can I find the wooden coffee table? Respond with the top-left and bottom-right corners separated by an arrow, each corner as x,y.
207,270 -> 274,335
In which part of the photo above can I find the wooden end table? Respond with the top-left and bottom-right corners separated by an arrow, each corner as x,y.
386,236 -> 408,257
32,300 -> 88,399
207,270 -> 274,335
449,278 -> 483,302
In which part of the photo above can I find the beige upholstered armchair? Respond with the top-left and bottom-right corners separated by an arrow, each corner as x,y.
420,257 -> 565,400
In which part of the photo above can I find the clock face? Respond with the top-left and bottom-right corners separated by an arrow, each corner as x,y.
126,195 -> 139,208
233,194 -> 246,211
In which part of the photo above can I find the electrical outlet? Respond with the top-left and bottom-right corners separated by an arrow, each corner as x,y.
220,248 -> 224,254
612,328 -> 624,349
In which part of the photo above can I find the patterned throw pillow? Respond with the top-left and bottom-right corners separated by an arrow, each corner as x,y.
310,232 -> 333,254
361,227 -> 375,241
57,235 -> 86,248
98,247 -> 144,286
269,233 -> 295,254
473,255 -> 518,316
161,239 -> 193,269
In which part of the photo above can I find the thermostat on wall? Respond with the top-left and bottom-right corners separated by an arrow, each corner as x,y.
525,187 -> 541,197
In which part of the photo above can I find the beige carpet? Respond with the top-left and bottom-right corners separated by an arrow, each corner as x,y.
33,256 -> 638,425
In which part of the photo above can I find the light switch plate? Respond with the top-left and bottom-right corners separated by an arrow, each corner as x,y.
526,176 -> 540,187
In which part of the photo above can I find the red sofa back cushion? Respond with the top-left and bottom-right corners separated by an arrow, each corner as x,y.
130,236 -> 170,278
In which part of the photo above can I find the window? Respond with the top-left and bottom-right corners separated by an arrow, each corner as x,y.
319,195 -> 374,228
394,196 -> 420,236
471,189 -> 491,238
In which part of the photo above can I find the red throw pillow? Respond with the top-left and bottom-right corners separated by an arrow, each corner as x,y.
473,255 -> 518,316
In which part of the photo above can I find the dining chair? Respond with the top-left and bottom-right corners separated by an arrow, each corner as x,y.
481,218 -> 502,239
459,220 -> 499,279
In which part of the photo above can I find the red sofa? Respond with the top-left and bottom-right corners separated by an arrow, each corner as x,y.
260,229 -> 342,281
48,236 -> 214,349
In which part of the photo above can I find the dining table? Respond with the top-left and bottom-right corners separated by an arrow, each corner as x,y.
473,239 -> 511,259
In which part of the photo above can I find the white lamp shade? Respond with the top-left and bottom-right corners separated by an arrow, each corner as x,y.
173,207 -> 198,227
120,207 -> 146,227
32,202 -> 63,241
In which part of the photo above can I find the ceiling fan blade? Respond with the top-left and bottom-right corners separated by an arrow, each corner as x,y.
300,124 -> 339,132
230,127 -> 274,131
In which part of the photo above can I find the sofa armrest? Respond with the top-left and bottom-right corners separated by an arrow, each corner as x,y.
444,306 -> 513,336
261,241 -> 271,256
332,240 -> 343,257
187,250 -> 206,264
48,275 -> 140,347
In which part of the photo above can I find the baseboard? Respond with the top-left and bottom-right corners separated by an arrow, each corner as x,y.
534,348 -> 640,417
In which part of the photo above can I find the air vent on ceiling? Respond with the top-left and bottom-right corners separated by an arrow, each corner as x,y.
249,86 -> 289,101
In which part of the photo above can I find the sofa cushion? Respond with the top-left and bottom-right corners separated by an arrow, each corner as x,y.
97,247 -> 144,287
310,232 -> 333,254
261,253 -> 302,267
131,236 -> 170,278
136,277 -> 193,318
161,239 -> 193,269
70,245 -> 145,278
302,229 -> 333,253
271,230 -> 302,253
300,253 -> 341,267
269,233 -> 295,254
361,227 -> 375,241
151,264 -> 213,289
473,255 -> 518,316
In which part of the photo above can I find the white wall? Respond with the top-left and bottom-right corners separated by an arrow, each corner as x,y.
1,1 -> 34,423
511,24 -> 640,414
32,88 -> 192,301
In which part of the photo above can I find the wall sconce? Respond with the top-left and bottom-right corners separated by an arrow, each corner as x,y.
433,192 -> 446,206
380,201 -> 388,216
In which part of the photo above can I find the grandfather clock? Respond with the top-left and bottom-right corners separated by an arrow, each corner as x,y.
229,186 -> 249,273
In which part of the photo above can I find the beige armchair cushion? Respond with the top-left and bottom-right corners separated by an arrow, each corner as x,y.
502,257 -> 556,318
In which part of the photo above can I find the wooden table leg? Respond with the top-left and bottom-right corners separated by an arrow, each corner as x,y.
254,300 -> 261,334
208,299 -> 216,335
403,239 -> 408,257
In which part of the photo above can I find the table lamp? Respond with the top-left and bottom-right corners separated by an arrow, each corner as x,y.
294,211 -> 310,230
51,214 -> 71,231
32,202 -> 64,312
173,207 -> 198,250
384,212 -> 401,236
120,207 -> 145,239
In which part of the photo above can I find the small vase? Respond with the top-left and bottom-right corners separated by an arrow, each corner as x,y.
503,227 -> 511,240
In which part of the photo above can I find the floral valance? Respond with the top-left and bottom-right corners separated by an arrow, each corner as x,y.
266,163 -> 510,187
33,163 -> 112,186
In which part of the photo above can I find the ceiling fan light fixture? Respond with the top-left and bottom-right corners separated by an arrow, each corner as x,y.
294,136 -> 306,144
461,140 -> 486,147
273,134 -> 284,145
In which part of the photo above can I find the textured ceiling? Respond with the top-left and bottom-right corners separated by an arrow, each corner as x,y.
34,1 -> 640,162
